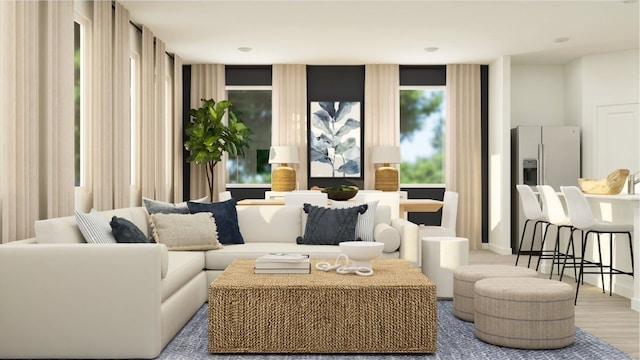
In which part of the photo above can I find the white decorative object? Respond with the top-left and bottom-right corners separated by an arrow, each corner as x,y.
339,241 -> 384,268
315,254 -> 374,277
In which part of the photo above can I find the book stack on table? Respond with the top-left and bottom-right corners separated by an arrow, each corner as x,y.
254,253 -> 311,274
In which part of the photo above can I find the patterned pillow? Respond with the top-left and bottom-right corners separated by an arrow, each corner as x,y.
75,209 -> 117,244
150,213 -> 223,251
187,198 -> 244,245
110,216 -> 149,243
296,203 -> 367,245
331,200 -> 378,241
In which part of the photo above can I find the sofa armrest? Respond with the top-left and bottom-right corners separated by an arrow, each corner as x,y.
0,243 -> 164,359
391,218 -> 420,267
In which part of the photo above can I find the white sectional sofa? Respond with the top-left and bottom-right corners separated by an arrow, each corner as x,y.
0,202 -> 420,359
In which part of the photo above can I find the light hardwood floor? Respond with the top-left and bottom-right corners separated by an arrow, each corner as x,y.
469,249 -> 640,359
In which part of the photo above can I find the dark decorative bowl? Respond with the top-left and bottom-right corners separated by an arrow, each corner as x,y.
322,186 -> 359,201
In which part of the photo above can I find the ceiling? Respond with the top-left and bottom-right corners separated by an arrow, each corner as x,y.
120,0 -> 639,65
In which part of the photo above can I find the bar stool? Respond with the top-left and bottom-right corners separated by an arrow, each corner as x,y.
515,184 -> 550,269
560,186 -> 634,304
536,185 -> 575,279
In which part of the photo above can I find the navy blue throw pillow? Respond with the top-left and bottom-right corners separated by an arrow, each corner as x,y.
296,203 -> 367,245
110,216 -> 149,243
187,198 -> 244,245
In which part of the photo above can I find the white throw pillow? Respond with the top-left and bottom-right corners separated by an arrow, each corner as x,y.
374,223 -> 401,252
332,200 -> 378,242
150,213 -> 223,251
75,209 -> 117,244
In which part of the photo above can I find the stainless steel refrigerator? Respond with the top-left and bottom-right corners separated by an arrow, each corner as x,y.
510,126 -> 581,254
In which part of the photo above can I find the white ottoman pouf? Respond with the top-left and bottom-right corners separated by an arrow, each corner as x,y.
452,264 -> 538,322
421,237 -> 469,298
474,277 -> 575,349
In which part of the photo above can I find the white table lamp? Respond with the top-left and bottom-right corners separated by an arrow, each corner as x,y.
269,146 -> 299,191
372,146 -> 401,191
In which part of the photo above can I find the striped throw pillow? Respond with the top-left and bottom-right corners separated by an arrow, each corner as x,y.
332,200 -> 378,242
75,209 -> 117,244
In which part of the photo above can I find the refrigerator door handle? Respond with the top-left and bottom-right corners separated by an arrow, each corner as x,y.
538,143 -> 544,185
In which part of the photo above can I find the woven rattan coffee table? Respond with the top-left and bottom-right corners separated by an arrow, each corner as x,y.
208,258 -> 436,353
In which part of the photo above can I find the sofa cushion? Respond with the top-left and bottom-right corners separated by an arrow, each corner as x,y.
204,243 -> 401,271
142,196 -> 208,215
162,251 -> 205,302
75,209 -> 117,244
296,203 -> 367,245
110,216 -> 149,243
150,213 -> 223,251
204,243 -> 341,270
236,205 -> 302,243
331,200 -> 378,241
187,199 -> 244,245
34,215 -> 84,244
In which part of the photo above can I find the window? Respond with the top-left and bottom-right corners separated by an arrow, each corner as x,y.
399,87 -> 446,185
74,17 -> 90,187
226,87 -> 272,184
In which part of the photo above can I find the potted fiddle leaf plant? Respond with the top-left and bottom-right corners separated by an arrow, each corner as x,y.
184,98 -> 253,201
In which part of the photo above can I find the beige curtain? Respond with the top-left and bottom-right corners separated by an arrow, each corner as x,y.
140,26 -> 156,200
189,64 -> 226,201
91,1 -> 114,210
172,55 -> 184,202
112,3 -> 131,209
154,40 -> 169,202
0,1 -> 74,242
272,65 -> 308,190
364,65 -> 400,189
446,64 -> 482,249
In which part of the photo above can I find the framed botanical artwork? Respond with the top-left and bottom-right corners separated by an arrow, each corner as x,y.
308,101 -> 362,178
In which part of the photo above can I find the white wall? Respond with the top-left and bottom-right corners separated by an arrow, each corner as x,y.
511,65 -> 565,127
488,56 -> 512,255
565,49 -> 640,178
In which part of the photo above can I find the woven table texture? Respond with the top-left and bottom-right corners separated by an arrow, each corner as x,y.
452,264 -> 538,322
208,259 -> 437,354
473,277 -> 575,350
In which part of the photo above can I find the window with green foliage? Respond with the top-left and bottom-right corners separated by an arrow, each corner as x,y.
226,88 -> 272,184
399,87 -> 446,185
74,20 -> 86,187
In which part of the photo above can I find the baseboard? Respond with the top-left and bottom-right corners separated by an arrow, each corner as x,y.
488,243 -> 512,255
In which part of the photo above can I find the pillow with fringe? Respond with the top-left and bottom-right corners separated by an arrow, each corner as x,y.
150,213 -> 223,251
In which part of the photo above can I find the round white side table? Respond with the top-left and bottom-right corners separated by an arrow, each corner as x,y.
421,236 -> 469,298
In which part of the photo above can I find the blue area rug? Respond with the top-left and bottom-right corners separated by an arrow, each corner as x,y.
157,300 -> 633,360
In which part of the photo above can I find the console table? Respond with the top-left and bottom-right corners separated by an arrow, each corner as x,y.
237,198 -> 444,218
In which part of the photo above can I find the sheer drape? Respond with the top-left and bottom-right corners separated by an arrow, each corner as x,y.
364,65 -> 400,190
154,40 -> 169,202
140,26 -> 156,200
272,65 -> 308,190
113,3 -> 131,209
189,64 -> 226,200
0,0 -> 74,242
91,1 -> 114,210
446,64 -> 482,249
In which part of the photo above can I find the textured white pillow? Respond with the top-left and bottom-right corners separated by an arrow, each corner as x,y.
374,223 -> 401,252
332,200 -> 378,241
150,213 -> 223,251
75,209 -> 117,244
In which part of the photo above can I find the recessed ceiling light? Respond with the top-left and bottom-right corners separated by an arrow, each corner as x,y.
553,37 -> 570,43
424,47 -> 439,52
238,47 -> 252,52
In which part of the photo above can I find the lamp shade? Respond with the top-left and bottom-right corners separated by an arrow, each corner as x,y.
269,146 -> 299,165
372,146 -> 401,165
